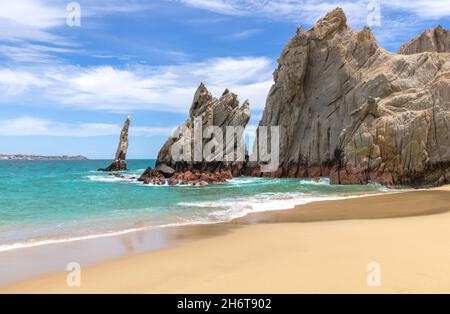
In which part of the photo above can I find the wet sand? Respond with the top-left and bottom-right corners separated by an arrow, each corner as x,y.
2,186 -> 450,293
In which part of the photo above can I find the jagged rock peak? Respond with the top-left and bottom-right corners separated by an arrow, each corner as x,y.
281,7 -> 377,58
311,7 -> 348,39
190,82 -> 214,117
399,25 -> 450,54
139,83 -> 250,184
357,26 -> 376,42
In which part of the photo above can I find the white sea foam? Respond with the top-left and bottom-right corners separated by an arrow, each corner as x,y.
86,174 -> 209,187
86,175 -> 136,183
178,189 -> 398,221
227,178 -> 262,185
86,174 -> 169,187
298,177 -> 331,185
179,193 -> 331,220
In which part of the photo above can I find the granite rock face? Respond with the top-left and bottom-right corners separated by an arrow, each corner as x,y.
98,116 -> 131,172
248,8 -> 450,187
139,83 -> 250,185
399,26 -> 450,55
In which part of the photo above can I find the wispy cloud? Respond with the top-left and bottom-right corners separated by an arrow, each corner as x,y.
179,0 -> 370,26
0,0 -> 65,42
0,117 -> 120,137
0,69 -> 51,95
385,0 -> 450,19
0,43 -> 78,64
0,0 -> 156,65
228,28 -> 262,40
0,57 -> 274,113
177,0 -> 450,51
179,0 -> 244,15
0,0 -> 155,42
0,116 -> 174,137
178,0 -> 450,28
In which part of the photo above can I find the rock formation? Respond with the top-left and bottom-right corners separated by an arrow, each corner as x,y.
139,83 -> 250,185
398,26 -> 450,55
98,116 -> 131,172
246,8 -> 450,187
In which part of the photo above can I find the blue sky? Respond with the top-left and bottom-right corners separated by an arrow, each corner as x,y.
0,0 -> 449,159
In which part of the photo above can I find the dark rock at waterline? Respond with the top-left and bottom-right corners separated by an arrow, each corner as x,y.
168,169 -> 232,185
109,173 -> 137,180
99,160 -> 127,172
137,166 -> 232,186
155,164 -> 175,178
138,167 -> 166,185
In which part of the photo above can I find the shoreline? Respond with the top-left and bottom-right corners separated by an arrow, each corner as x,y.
1,185 -> 450,293
0,187 -> 395,287
0,189 -> 396,254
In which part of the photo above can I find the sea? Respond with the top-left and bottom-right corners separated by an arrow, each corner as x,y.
0,159 -> 392,253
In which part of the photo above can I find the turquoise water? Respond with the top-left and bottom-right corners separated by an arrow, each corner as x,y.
0,160 -> 389,251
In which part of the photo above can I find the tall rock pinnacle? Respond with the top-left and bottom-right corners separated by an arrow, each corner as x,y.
98,116 -> 131,172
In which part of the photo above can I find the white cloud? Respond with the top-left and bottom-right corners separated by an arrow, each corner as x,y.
132,126 -> 175,136
179,0 -> 450,27
178,0 -> 450,51
0,0 -> 65,42
0,0 -> 155,42
0,0 -> 156,64
0,57 -> 274,113
180,0 -> 369,26
0,117 -> 119,137
180,0 -> 243,15
228,29 -> 262,39
0,116 -> 175,137
385,0 -> 450,19
0,0 -> 63,29
0,44 -> 77,63
0,69 -> 51,95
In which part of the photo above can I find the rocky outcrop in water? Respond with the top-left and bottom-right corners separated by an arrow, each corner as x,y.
139,83 -> 250,185
247,8 -> 450,187
98,116 -> 131,172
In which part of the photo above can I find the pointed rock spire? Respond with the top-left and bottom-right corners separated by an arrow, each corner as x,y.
190,82 -> 213,118
98,116 -> 131,172
115,116 -> 131,161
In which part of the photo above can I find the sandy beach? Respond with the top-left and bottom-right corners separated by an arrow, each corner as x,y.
2,185 -> 450,294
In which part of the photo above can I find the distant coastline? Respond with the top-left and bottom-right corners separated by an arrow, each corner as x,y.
0,154 -> 88,161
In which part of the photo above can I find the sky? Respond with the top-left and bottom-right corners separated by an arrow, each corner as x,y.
0,0 -> 449,159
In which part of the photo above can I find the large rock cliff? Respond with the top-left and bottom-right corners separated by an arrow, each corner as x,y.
139,83 -> 250,185
247,8 -> 450,187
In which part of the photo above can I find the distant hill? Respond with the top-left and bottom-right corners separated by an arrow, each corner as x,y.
0,154 -> 89,161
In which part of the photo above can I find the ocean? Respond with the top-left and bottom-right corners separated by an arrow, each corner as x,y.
0,160 -> 390,252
